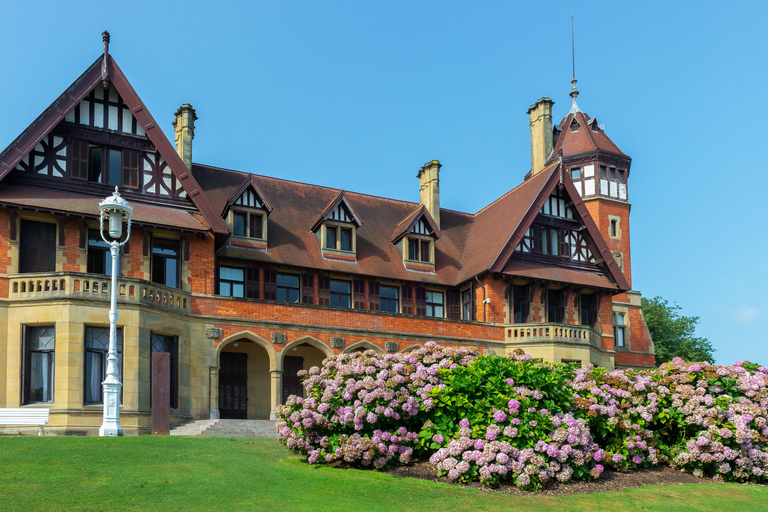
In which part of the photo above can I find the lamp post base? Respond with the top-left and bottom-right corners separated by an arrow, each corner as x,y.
99,381 -> 123,437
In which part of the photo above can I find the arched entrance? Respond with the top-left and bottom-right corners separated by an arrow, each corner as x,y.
218,339 -> 272,419
280,340 -> 331,404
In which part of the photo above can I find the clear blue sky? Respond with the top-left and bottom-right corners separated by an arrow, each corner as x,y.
1,1 -> 765,365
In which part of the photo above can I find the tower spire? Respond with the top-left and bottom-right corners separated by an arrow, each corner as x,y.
568,14 -> 581,114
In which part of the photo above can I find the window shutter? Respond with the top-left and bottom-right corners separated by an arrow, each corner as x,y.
420,240 -> 431,262
353,280 -> 366,309
447,290 -> 460,320
263,269 -> 277,300
368,282 -> 380,311
245,267 -> 260,299
415,287 -> 426,316
250,214 -> 263,239
121,149 -> 140,189
533,225 -> 542,253
318,276 -> 331,306
558,293 -> 566,323
401,285 -> 413,315
301,273 -> 314,304
71,140 -> 89,180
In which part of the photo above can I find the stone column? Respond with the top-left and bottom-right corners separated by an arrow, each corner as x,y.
269,370 -> 283,420
209,366 -> 220,420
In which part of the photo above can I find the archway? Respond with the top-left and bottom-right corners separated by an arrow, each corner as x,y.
342,340 -> 385,354
218,336 -> 274,420
280,337 -> 332,403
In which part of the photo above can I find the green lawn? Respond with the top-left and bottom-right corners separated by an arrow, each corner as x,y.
0,436 -> 766,512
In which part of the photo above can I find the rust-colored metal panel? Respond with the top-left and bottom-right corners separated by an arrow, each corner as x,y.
151,352 -> 170,435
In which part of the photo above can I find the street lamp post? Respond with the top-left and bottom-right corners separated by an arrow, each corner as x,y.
98,187 -> 133,437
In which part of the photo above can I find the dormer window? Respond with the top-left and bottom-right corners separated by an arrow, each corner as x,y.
230,210 -> 265,239
392,206 -> 442,272
407,236 -> 432,263
311,191 -> 362,261
224,177 -> 273,248
323,222 -> 355,253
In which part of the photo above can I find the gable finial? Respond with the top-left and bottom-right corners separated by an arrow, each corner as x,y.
101,31 -> 110,90
568,14 -> 581,114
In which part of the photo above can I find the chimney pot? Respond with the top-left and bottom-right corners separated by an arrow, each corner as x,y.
173,104 -> 197,170
527,97 -> 554,176
417,160 -> 441,229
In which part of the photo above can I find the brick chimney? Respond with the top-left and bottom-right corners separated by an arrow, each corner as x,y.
527,97 -> 554,176
417,160 -> 441,228
172,103 -> 197,170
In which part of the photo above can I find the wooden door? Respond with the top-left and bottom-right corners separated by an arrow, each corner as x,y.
151,352 -> 170,435
282,355 -> 304,404
219,352 -> 248,419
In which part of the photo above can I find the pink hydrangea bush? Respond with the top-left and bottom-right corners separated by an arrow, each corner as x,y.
277,346 -> 768,489
276,342 -> 479,469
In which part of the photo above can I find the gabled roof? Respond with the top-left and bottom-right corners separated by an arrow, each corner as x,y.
224,174 -> 273,216
0,51 -> 229,235
482,161 -> 629,291
191,160 -> 628,291
310,190 -> 362,232
455,163 -> 557,282
548,110 -> 628,162
390,204 -> 442,244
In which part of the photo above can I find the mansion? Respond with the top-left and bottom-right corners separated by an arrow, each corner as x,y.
0,35 -> 653,435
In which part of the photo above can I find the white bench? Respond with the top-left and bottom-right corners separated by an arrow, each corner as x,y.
0,408 -> 50,435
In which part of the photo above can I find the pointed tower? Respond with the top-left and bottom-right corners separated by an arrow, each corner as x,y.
538,78 -> 653,368
546,80 -> 632,287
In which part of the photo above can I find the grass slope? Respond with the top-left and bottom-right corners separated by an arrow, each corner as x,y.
0,437 -> 765,512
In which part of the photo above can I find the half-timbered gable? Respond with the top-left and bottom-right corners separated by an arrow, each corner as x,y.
514,186 -> 597,265
11,83 -> 188,203
0,38 -> 228,236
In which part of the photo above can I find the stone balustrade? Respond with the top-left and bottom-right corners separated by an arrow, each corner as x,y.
505,322 -> 600,346
7,272 -> 190,314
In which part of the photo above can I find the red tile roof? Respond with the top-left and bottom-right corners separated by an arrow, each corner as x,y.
502,260 -> 618,290
549,111 -> 628,162
192,161 -> 631,291
0,187 -> 209,232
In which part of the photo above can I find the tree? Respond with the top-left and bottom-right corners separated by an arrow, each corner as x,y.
641,296 -> 715,365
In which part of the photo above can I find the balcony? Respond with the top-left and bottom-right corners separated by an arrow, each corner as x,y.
7,272 -> 190,314
505,322 -> 601,348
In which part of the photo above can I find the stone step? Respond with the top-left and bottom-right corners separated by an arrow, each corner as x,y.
170,419 -> 278,438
